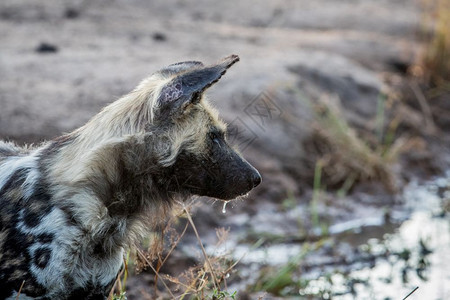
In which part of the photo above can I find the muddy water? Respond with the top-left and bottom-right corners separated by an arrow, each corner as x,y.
300,175 -> 450,300
219,173 -> 450,299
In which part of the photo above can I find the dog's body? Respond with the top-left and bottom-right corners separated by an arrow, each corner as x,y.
0,55 -> 261,299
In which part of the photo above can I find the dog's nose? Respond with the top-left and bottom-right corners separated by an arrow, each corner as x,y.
251,170 -> 262,188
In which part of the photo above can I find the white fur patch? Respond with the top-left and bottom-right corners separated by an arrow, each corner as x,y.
0,154 -> 39,191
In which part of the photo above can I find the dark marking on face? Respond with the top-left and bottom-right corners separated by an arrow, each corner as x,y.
33,247 -> 52,269
165,126 -> 261,200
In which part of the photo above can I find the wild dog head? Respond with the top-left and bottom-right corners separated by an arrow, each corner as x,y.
149,55 -> 261,200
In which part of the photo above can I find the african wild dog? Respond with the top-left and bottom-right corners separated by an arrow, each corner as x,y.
0,55 -> 261,299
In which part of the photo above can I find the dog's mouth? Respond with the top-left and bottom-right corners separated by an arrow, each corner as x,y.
166,149 -> 262,201
198,173 -> 261,201
178,178 -> 259,201
212,166 -> 262,201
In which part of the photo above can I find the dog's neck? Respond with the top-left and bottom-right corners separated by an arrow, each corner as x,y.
41,136 -> 174,253
39,87 -> 176,251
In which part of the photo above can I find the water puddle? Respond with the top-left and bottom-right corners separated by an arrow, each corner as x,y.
224,173 -> 450,299
300,175 -> 450,299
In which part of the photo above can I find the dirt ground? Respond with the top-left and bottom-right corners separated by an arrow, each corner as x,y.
0,0 -> 419,142
1,0 -> 449,299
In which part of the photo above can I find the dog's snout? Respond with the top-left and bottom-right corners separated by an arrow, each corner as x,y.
251,170 -> 262,188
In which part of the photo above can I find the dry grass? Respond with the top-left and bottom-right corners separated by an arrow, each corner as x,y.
109,201 -> 239,300
304,94 -> 416,193
419,0 -> 450,86
296,1 -> 450,194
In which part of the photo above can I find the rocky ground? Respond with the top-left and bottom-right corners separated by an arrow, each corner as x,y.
1,0 -> 449,299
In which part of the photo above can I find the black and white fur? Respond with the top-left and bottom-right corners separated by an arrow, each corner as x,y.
0,55 -> 261,299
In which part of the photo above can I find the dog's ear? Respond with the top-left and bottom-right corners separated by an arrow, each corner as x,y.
158,61 -> 204,77
154,55 -> 239,119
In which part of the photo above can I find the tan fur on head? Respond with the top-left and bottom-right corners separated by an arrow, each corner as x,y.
48,70 -> 225,181
42,57 -> 234,249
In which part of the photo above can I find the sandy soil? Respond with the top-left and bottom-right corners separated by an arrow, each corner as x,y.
0,0 -> 419,142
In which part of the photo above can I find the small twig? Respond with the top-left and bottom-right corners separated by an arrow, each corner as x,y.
408,80 -> 436,133
166,272 -> 201,292
136,248 -> 176,299
177,271 -> 205,300
402,286 -> 419,300
154,218 -> 189,293
122,252 -> 129,293
108,259 -> 126,300
182,204 -> 220,291
16,280 -> 25,300
160,220 -> 190,267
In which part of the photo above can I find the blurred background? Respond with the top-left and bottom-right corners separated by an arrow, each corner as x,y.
1,0 -> 449,299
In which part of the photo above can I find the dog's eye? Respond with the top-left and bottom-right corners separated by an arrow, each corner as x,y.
209,132 -> 222,145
